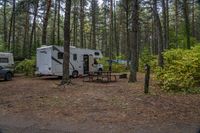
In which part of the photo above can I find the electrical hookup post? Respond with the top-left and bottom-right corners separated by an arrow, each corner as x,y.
144,64 -> 150,94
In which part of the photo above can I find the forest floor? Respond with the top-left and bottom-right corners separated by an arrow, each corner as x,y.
0,73 -> 200,133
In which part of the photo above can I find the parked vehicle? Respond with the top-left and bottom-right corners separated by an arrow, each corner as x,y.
35,45 -> 103,78
0,52 -> 14,71
0,66 -> 13,81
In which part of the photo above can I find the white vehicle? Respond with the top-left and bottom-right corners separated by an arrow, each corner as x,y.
36,45 -> 103,78
0,52 -> 14,70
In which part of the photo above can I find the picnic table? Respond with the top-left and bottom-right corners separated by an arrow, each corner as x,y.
83,71 -> 117,83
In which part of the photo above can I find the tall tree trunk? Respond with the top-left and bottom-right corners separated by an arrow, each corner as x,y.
166,0 -> 169,49
12,0 -> 16,55
80,0 -> 85,48
23,4 -> 30,58
129,0 -> 139,82
51,0 -> 57,45
8,13 -> 13,51
103,0 -> 108,56
161,0 -> 167,49
57,0 -> 61,45
109,0 -> 113,59
175,0 -> 179,48
29,0 -> 39,58
114,0 -> 119,56
42,0 -> 51,45
125,0 -> 130,66
192,0 -> 195,37
73,7 -> 78,46
62,0 -> 72,84
3,0 -> 8,49
153,0 -> 164,67
92,0 -> 97,49
183,0 -> 191,49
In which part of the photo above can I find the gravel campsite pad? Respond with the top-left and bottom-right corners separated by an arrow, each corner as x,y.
0,74 -> 200,133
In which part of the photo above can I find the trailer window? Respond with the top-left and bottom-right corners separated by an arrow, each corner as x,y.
94,52 -> 100,56
73,54 -> 77,61
58,52 -> 63,59
0,58 -> 9,63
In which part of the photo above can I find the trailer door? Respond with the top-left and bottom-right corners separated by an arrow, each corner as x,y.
83,55 -> 89,74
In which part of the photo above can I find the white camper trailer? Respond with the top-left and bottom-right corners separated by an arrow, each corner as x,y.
36,45 -> 103,78
0,52 -> 14,70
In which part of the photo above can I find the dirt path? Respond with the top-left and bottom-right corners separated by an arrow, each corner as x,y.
0,115 -> 199,133
0,74 -> 200,133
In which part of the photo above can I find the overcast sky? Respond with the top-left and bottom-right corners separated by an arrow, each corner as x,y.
99,0 -> 103,5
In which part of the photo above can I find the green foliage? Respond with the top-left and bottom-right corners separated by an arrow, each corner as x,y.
99,57 -> 128,73
156,45 -> 200,93
139,48 -> 157,72
15,58 -> 36,76
116,54 -> 126,60
0,39 -> 5,52
169,29 -> 198,49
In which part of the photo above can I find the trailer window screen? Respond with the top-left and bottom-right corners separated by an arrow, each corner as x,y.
73,54 -> 77,61
0,58 -> 9,63
58,52 -> 63,59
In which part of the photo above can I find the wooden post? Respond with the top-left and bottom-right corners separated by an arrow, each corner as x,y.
144,64 -> 150,94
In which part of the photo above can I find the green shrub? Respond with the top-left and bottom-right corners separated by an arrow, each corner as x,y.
139,48 -> 157,72
156,45 -> 200,93
99,57 -> 128,73
15,58 -> 36,76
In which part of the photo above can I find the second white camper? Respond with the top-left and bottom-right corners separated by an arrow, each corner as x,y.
36,45 -> 103,78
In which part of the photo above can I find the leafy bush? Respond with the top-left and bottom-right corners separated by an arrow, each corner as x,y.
156,45 -> 200,93
99,57 -> 128,73
139,48 -> 157,72
15,58 -> 36,76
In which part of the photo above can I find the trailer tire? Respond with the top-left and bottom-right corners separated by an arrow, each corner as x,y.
72,71 -> 79,78
4,72 -> 12,81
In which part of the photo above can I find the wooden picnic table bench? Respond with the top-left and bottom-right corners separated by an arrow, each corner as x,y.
83,71 -> 118,83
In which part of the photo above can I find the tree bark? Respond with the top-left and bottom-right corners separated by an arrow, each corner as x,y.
192,0 -> 195,37
92,0 -> 97,49
3,0 -> 8,49
29,0 -> 39,58
57,0 -> 61,45
109,0 -> 113,59
62,0 -> 72,84
8,13 -> 13,51
80,0 -> 85,48
114,0 -> 119,56
129,0 -> 139,82
103,0 -> 108,56
161,0 -> 167,49
153,0 -> 164,67
175,0 -> 179,48
42,0 -> 52,45
73,6 -> 78,46
23,3 -> 30,58
183,0 -> 191,49
124,0 -> 130,66
51,0 -> 57,45
12,0 -> 16,55
166,0 -> 169,49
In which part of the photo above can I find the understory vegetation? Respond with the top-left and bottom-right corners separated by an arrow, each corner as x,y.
156,45 -> 200,93
15,58 -> 36,76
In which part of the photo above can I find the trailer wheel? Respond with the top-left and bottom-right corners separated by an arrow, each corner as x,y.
72,71 -> 79,78
4,72 -> 12,81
